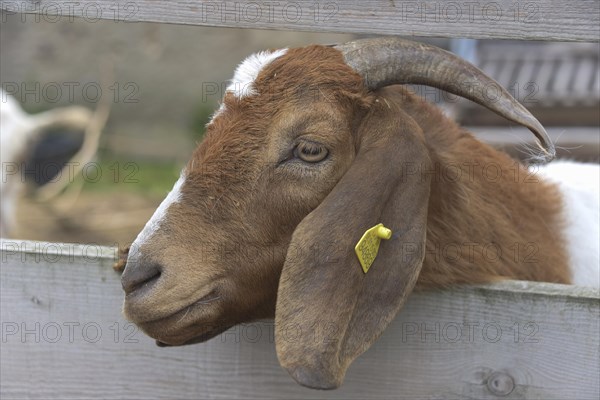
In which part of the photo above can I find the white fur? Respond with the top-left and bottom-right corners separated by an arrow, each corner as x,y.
1,90 -> 35,237
226,48 -> 288,98
131,173 -> 185,247
536,161 -> 600,287
1,90 -> 35,175
208,49 -> 287,124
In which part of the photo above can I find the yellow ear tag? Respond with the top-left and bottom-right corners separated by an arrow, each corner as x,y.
354,223 -> 393,274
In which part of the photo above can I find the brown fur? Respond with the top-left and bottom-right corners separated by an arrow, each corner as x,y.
392,87 -> 570,287
122,44 -> 570,390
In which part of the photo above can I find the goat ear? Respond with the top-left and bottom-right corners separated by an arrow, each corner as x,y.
275,92 -> 432,389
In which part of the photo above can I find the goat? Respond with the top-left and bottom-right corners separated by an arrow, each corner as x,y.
0,90 -> 101,237
121,38 -> 600,390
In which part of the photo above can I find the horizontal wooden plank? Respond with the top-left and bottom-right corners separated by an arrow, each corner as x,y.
1,0 -> 598,42
471,126 -> 600,153
477,43 -> 600,106
471,126 -> 600,162
1,239 -> 599,399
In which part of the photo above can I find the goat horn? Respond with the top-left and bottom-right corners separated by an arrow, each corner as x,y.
335,37 -> 555,163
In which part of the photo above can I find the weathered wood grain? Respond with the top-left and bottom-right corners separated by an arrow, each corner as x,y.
1,0 -> 598,42
1,240 -> 598,399
472,126 -> 600,149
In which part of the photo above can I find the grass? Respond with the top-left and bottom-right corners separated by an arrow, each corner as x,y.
22,96 -> 215,197
188,102 -> 215,141
81,158 -> 182,196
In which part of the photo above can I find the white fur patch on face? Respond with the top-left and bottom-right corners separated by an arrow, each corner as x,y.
131,172 -> 185,248
207,48 -> 287,125
226,48 -> 288,98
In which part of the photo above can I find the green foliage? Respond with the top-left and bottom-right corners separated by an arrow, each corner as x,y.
188,101 -> 216,141
82,158 -> 181,195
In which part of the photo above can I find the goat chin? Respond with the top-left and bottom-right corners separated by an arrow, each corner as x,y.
155,326 -> 231,347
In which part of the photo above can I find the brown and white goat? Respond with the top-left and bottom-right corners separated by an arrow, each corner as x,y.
121,38 -> 599,389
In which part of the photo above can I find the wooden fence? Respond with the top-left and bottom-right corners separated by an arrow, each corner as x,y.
1,0 -> 599,42
1,1 -> 599,398
1,240 -> 598,399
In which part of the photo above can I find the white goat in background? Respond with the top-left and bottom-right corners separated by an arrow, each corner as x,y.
0,90 -> 104,237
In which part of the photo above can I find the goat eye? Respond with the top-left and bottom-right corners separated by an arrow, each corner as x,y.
294,142 -> 328,163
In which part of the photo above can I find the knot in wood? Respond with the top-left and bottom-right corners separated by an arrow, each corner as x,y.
486,371 -> 515,396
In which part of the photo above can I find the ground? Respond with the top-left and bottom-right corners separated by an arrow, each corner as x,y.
11,157 -> 180,246
14,191 -> 161,247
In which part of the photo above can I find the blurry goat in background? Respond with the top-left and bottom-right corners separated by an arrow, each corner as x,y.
0,90 -> 107,237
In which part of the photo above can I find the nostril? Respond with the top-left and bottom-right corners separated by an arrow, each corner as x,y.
121,263 -> 162,294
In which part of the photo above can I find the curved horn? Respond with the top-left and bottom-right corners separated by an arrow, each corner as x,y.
335,37 -> 554,163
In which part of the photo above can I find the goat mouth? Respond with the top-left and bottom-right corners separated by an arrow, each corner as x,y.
138,287 -> 233,346
155,324 -> 232,347
128,287 -> 222,325
175,288 -> 222,316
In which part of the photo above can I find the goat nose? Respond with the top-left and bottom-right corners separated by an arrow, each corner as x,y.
121,259 -> 162,295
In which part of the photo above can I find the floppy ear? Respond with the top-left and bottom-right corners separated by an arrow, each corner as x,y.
275,91 -> 432,389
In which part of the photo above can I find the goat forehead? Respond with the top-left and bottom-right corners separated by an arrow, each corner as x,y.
197,45 -> 364,175
208,48 -> 287,123
209,45 -> 364,125
227,48 -> 288,99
